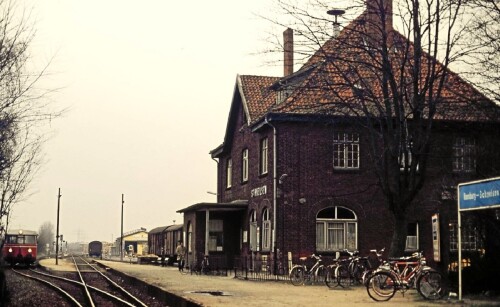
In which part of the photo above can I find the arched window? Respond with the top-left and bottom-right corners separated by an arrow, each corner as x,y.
316,206 -> 357,252
262,208 -> 271,251
249,210 -> 258,251
187,222 -> 193,253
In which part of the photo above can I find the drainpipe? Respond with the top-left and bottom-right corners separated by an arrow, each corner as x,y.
264,116 -> 277,254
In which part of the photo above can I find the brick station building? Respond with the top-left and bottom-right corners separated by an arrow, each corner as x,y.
178,0 -> 500,274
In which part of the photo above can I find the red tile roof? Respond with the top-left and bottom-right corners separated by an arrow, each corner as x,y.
237,9 -> 499,126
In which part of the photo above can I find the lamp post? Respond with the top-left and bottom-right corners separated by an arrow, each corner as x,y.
55,188 -> 61,265
120,194 -> 124,262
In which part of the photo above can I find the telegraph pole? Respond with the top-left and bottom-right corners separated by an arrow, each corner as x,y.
120,194 -> 124,261
55,188 -> 61,265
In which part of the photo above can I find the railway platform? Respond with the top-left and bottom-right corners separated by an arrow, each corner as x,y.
39,258 -> 497,306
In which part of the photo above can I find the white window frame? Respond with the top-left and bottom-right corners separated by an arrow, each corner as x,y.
399,140 -> 419,172
316,206 -> 357,252
187,222 -> 193,253
276,87 -> 293,104
226,158 -> 232,188
208,219 -> 224,252
333,132 -> 360,169
242,149 -> 249,182
249,210 -> 258,251
261,208 -> 271,251
452,137 -> 476,173
260,138 -> 268,175
405,223 -> 419,251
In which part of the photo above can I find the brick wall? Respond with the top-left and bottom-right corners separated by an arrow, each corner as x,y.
214,99 -> 500,267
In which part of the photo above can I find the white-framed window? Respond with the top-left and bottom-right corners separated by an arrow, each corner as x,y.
316,206 -> 357,251
405,222 -> 419,251
276,88 -> 294,104
187,222 -> 193,253
249,210 -> 258,251
208,219 -> 224,252
333,132 -> 360,169
260,138 -> 268,175
261,208 -> 271,251
226,158 -> 232,188
399,140 -> 419,172
242,149 -> 249,182
452,137 -> 475,173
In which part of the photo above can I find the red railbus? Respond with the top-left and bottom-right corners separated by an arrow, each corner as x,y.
2,229 -> 38,266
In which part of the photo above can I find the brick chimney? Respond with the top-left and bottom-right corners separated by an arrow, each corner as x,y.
283,28 -> 293,77
366,0 -> 393,32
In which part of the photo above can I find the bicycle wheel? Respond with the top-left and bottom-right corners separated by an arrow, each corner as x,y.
315,265 -> 328,284
361,270 -> 373,287
351,263 -> 365,285
289,266 -> 305,286
366,271 -> 396,301
325,265 -> 337,288
336,265 -> 351,288
417,271 -> 444,300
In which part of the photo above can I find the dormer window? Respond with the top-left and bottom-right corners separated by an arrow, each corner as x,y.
276,87 -> 294,104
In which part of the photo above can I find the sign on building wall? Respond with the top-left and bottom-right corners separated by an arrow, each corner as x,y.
251,185 -> 267,198
432,214 -> 441,262
458,177 -> 500,211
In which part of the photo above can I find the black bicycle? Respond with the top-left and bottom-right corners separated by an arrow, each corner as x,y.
180,254 -> 210,275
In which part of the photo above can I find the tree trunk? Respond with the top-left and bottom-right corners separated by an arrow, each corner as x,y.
389,213 -> 408,257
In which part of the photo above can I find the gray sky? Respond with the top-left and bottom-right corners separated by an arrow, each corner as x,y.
10,0 -> 281,243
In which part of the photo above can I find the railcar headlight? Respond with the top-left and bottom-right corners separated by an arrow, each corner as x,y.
28,248 -> 32,253
8,248 -> 13,253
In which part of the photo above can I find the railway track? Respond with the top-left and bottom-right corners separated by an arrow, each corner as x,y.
12,256 -> 150,306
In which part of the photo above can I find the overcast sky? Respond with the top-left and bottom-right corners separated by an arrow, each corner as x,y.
10,0 -> 282,243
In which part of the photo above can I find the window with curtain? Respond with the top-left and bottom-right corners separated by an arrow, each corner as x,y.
249,210 -> 258,251
316,206 -> 357,251
262,208 -> 271,251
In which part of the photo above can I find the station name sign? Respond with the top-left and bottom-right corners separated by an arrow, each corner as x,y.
251,185 -> 267,198
458,177 -> 500,211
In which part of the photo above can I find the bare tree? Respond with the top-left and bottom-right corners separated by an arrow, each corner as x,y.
0,1 -> 59,241
263,0 -> 499,256
460,0 -> 500,104
37,221 -> 54,256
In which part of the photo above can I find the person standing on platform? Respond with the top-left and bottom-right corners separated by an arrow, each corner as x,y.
176,241 -> 187,271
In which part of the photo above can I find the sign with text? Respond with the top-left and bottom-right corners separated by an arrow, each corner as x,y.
432,214 -> 441,262
458,177 -> 500,211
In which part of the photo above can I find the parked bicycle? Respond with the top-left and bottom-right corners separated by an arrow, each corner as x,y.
180,254 -> 211,275
289,254 -> 327,286
366,251 -> 444,301
359,248 -> 386,286
325,253 -> 352,289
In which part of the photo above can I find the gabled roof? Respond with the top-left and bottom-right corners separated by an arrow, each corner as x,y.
212,4 -> 499,157
272,10 -> 499,122
210,75 -> 278,158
